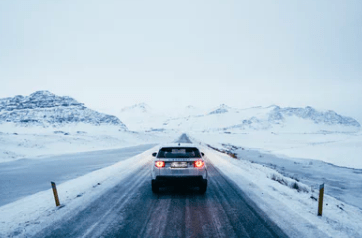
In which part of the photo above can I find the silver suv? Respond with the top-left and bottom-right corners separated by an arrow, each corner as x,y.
151,144 -> 207,193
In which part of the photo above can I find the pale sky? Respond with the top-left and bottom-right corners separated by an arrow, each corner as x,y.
1,1 -> 361,121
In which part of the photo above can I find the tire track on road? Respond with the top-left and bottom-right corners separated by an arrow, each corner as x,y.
33,154 -> 288,238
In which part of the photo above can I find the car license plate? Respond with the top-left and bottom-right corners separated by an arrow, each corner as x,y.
171,162 -> 188,168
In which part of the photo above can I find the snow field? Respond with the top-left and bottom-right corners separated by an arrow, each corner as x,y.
0,146 -> 157,238
205,148 -> 362,238
0,124 -> 176,163
191,131 -> 362,169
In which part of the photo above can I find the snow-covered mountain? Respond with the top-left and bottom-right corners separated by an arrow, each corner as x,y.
161,104 -> 361,133
117,103 -> 165,131
208,104 -> 235,115
0,93 -> 181,164
8,90 -> 355,134
0,91 -> 127,129
120,103 -> 150,113
270,106 -> 360,127
117,104 -> 208,131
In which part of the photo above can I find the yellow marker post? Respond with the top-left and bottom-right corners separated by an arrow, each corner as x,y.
318,183 -> 324,216
51,181 -> 60,207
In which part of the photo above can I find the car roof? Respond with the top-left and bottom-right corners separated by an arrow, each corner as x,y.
158,143 -> 199,149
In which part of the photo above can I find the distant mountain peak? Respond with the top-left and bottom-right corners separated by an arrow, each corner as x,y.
121,103 -> 150,113
219,104 -> 229,108
29,90 -> 56,97
266,104 -> 280,109
208,104 -> 232,115
135,102 -> 149,108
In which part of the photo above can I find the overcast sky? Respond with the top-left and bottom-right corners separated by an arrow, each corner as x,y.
1,0 -> 361,121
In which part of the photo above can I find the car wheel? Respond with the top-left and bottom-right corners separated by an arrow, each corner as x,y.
199,179 -> 207,194
152,180 -> 159,193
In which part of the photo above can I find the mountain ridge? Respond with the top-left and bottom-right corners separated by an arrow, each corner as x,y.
1,91 -> 359,132
120,103 -> 150,113
270,106 -> 360,127
0,91 -> 127,129
159,104 -> 360,133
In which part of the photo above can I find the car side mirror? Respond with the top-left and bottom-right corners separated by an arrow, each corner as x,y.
152,152 -> 157,157
201,152 -> 205,157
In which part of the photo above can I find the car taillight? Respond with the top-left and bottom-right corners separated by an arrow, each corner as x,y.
194,160 -> 205,168
155,161 -> 165,168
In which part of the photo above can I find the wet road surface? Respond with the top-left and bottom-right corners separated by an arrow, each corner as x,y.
176,133 -> 193,144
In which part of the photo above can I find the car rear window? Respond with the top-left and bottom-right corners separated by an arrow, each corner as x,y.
157,147 -> 201,158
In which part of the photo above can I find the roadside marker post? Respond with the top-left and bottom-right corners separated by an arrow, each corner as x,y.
51,181 -> 60,207
318,183 -> 324,216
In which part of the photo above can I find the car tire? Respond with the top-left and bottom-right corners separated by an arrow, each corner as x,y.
152,180 -> 159,193
199,179 -> 207,194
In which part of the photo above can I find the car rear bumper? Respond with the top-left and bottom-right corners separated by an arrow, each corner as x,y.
154,175 -> 205,185
151,167 -> 207,180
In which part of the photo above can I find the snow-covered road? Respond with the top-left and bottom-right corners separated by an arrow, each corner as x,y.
1,135 -> 362,237
32,157 -> 287,238
0,144 -> 156,207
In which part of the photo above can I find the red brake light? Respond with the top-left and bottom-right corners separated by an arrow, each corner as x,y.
194,160 -> 204,168
155,161 -> 165,168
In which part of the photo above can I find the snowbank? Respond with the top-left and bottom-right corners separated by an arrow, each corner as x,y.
205,148 -> 362,238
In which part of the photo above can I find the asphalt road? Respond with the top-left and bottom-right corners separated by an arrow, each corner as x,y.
0,144 -> 156,206
176,133 -> 193,143
33,158 -> 287,238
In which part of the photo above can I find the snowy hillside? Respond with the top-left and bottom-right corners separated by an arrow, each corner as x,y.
0,92 -> 177,163
0,91 -> 127,129
162,105 -> 360,133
